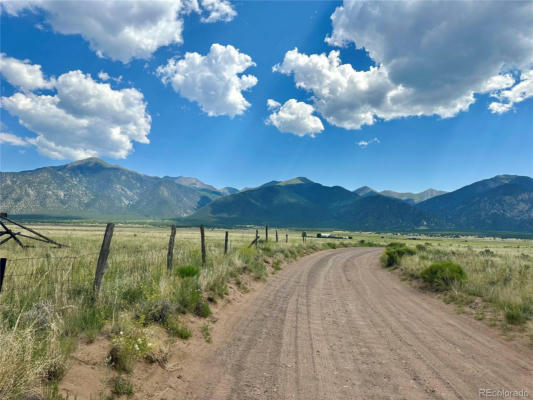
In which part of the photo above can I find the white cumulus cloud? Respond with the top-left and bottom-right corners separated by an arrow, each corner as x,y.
1,0 -> 237,63
157,43 -> 257,117
480,74 -> 515,93
199,0 -> 236,23
266,99 -> 281,110
0,53 -> 54,90
0,132 -> 30,147
266,99 -> 324,137
97,71 -> 110,81
357,137 -> 379,148
489,70 -> 533,114
275,1 -> 533,130
1,56 -> 151,160
274,48 -> 416,129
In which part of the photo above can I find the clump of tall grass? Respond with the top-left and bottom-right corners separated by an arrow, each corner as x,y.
110,375 -> 134,397
0,325 -> 44,399
163,315 -> 191,339
0,321 -> 67,399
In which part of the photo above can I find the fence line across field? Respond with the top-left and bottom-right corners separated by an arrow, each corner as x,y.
7,252 -> 101,262
0,224 -> 299,296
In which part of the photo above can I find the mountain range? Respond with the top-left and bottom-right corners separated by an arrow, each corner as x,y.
354,186 -> 448,205
187,177 -> 436,231
0,158 -> 237,219
1,158 -> 531,232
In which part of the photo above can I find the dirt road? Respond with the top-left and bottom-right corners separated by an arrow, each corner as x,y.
188,248 -> 533,400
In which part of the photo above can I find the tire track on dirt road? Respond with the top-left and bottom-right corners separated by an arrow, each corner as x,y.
189,248 -> 533,400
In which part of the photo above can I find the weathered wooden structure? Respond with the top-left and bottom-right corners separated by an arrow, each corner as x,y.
0,213 -> 66,248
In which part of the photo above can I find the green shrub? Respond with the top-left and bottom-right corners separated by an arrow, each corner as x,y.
380,251 -> 395,267
176,265 -> 200,278
194,300 -> 211,318
261,245 -> 274,257
121,286 -> 146,305
108,321 -> 153,373
164,316 -> 192,339
63,305 -> 107,340
478,249 -> 496,257
380,245 -> 416,267
420,261 -> 466,290
272,259 -> 282,271
42,383 -> 66,400
207,273 -> 228,299
503,303 -> 531,325
249,259 -> 266,280
174,278 -> 202,313
139,300 -> 173,325
386,242 -> 405,249
201,324 -> 212,343
107,344 -> 133,373
239,247 -> 256,265
111,376 -> 134,397
505,306 -> 527,325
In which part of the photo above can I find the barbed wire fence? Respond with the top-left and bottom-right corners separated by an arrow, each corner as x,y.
0,224 -> 295,302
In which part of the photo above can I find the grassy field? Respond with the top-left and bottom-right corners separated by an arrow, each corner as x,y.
0,224 -> 362,399
1,224 -> 532,398
379,236 -> 533,340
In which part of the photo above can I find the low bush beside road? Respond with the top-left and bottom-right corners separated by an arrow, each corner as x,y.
420,261 -> 467,290
380,242 -> 417,267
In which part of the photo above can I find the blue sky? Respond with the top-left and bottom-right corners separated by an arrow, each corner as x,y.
1,0 -> 532,193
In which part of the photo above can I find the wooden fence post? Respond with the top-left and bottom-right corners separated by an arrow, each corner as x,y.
255,229 -> 259,248
0,258 -> 6,294
93,223 -> 114,297
200,225 -> 206,266
167,225 -> 176,271
286,234 -> 288,243
276,230 -> 278,243
265,225 -> 269,242
224,231 -> 229,255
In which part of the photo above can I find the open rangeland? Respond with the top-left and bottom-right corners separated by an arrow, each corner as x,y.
0,224 -> 532,399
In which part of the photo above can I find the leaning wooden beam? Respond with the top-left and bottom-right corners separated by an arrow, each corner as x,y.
0,236 -> 13,245
16,233 -> 51,243
0,222 -> 24,248
2,216 -> 66,247
248,236 -> 259,248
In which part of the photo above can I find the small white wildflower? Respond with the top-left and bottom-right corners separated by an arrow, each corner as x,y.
120,331 -> 123,335
137,338 -> 142,344
148,342 -> 152,347
134,344 -> 139,351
